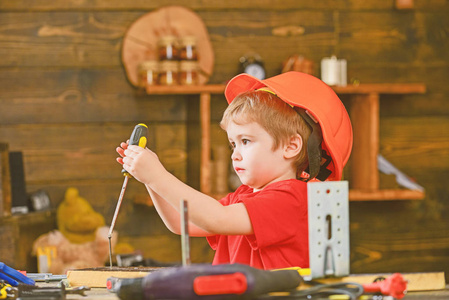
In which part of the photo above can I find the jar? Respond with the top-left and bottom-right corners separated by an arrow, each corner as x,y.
179,61 -> 199,85
158,61 -> 179,85
179,36 -> 198,61
158,35 -> 179,60
138,60 -> 158,88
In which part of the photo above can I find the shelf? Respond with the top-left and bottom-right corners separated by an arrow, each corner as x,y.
349,189 -> 425,201
332,83 -> 426,94
146,84 -> 225,95
144,83 -> 426,95
144,83 -> 426,201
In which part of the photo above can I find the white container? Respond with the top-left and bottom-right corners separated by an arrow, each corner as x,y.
321,56 -> 347,86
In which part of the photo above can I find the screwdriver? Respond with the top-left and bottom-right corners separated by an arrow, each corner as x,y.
108,123 -> 148,268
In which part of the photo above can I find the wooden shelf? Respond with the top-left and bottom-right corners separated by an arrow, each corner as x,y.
332,83 -> 426,94
144,83 -> 426,201
146,84 -> 225,95
349,189 -> 425,201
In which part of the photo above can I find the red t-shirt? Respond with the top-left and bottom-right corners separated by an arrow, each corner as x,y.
207,179 -> 309,270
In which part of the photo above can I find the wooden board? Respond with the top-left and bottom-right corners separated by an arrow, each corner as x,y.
315,272 -> 446,292
0,143 -> 11,217
67,267 -> 162,287
67,268 -> 446,291
121,6 -> 214,86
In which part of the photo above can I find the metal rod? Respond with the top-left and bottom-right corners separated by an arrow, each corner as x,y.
180,199 -> 191,266
108,175 -> 129,268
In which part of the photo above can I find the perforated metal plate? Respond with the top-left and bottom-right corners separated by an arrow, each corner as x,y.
307,181 -> 350,278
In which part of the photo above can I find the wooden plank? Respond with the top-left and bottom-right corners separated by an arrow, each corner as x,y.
113,234 -> 213,267
350,93 -> 379,191
0,223 -> 17,266
67,267 -> 159,288
0,1 -> 412,12
0,123 -> 186,182
333,83 -> 426,94
0,211 -> 56,271
349,200 -> 449,281
147,85 -> 225,95
0,12 -> 132,68
316,272 -> 446,292
0,143 -> 12,217
380,116 -> 449,170
349,189 -> 425,201
200,92 -> 211,194
0,70 -> 186,124
338,11 -> 420,64
145,84 -> 427,96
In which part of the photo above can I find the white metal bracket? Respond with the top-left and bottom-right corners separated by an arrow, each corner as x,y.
308,181 -> 350,278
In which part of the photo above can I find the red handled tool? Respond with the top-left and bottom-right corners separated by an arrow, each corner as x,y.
363,273 -> 407,299
108,124 -> 148,268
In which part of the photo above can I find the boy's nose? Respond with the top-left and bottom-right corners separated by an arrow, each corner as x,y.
231,149 -> 241,161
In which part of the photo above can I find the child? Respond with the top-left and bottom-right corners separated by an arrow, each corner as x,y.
116,71 -> 353,270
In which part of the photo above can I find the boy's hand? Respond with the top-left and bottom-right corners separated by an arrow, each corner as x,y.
121,145 -> 165,185
116,142 -> 129,165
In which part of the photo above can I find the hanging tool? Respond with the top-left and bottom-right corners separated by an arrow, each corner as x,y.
377,154 -> 424,191
108,123 -> 149,268
180,199 -> 191,266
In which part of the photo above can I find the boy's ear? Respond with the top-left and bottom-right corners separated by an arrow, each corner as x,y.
284,134 -> 303,159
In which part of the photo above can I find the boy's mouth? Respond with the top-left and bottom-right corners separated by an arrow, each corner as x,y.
234,167 -> 245,173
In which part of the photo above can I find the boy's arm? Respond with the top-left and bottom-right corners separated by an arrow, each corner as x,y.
144,184 -> 213,237
123,145 -> 253,236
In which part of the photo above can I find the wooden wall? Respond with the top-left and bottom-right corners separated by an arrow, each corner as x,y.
0,1 -> 448,279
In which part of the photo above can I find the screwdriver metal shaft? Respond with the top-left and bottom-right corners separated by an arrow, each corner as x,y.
108,175 -> 129,268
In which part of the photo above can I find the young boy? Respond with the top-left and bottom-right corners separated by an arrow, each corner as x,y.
116,71 -> 353,270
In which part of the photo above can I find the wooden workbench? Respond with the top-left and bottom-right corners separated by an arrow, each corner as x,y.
44,283 -> 449,299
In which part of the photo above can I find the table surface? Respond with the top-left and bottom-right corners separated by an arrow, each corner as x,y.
60,285 -> 449,300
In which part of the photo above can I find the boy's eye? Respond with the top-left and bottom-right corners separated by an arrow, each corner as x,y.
242,139 -> 250,145
229,142 -> 236,149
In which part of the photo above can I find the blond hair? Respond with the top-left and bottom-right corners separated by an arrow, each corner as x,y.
220,90 -> 311,177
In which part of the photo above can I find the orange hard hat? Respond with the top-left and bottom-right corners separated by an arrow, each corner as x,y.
224,71 -> 353,181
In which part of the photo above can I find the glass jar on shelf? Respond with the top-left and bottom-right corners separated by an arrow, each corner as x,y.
158,35 -> 179,61
138,60 -> 159,88
179,35 -> 198,61
179,61 -> 199,85
158,61 -> 179,85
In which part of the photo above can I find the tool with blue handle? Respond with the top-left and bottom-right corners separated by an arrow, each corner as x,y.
0,262 -> 35,286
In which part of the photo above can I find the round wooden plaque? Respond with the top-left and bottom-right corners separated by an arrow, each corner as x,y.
121,6 -> 214,87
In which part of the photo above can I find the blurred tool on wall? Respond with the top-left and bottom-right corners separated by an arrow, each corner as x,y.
282,55 -> 314,75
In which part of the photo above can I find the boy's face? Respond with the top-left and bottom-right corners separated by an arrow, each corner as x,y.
226,121 -> 295,191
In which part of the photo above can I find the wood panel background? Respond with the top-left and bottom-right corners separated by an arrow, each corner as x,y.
0,0 -> 448,279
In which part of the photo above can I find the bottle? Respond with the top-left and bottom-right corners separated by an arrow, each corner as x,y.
179,36 -> 198,61
158,61 -> 179,85
138,60 -> 158,88
158,35 -> 179,61
179,61 -> 199,85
